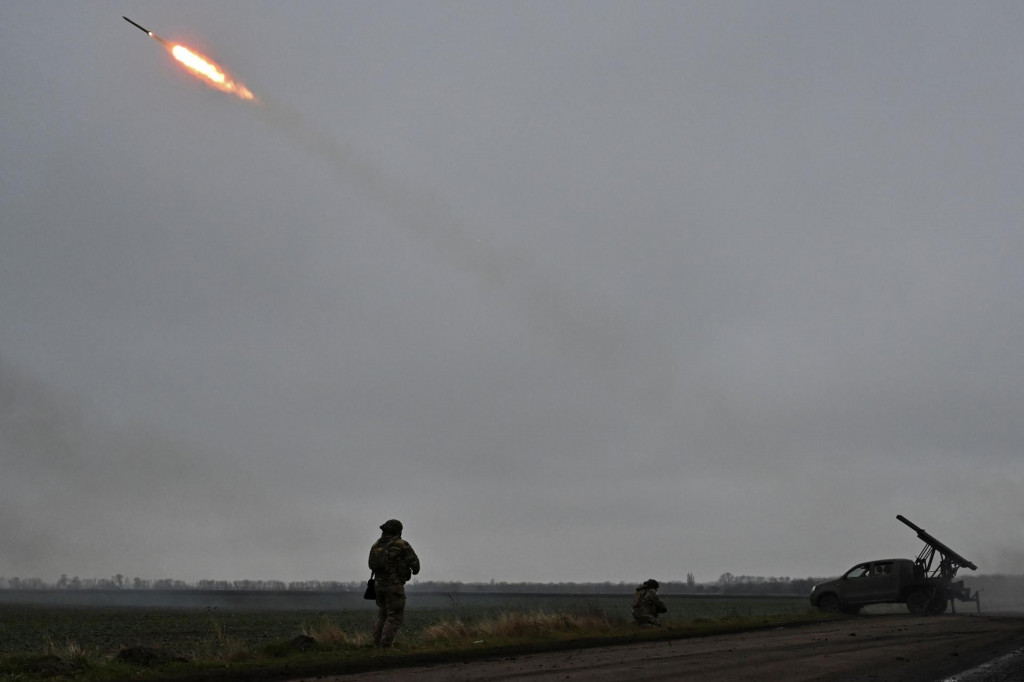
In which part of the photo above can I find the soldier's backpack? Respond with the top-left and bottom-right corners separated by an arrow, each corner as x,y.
368,539 -> 395,573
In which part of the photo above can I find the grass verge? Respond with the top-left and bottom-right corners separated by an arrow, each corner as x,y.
0,609 -> 834,681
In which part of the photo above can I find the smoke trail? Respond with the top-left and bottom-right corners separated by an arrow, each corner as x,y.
252,98 -> 651,382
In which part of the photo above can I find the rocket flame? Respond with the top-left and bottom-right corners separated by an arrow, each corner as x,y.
169,44 -> 254,101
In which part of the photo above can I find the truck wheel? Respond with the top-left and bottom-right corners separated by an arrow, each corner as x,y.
818,594 -> 840,613
907,591 -> 929,615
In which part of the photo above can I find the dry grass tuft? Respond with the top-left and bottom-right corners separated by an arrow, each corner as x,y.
42,636 -> 89,663
420,609 -> 616,643
302,618 -> 372,648
39,636 -> 92,673
208,620 -> 252,661
419,618 -> 472,641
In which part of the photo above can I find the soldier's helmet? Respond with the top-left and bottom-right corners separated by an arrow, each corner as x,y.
380,519 -> 403,535
643,579 -> 660,589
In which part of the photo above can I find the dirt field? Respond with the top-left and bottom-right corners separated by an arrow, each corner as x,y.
292,613 -> 1024,682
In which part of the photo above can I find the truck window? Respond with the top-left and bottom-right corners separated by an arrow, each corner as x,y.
844,564 -> 870,580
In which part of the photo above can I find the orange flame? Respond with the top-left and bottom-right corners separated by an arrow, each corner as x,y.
169,44 -> 254,101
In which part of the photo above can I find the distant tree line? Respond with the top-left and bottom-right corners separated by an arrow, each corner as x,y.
0,573 -> 827,596
4,573 -> 1021,608
0,575 -> 362,592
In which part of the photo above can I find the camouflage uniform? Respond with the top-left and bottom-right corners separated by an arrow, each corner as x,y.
632,579 -> 667,627
368,519 -> 420,648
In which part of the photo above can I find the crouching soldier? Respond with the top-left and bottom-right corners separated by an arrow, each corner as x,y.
632,578 -> 667,627
368,519 -> 420,648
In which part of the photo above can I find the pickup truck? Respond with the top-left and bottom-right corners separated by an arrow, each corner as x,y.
809,558 -> 960,615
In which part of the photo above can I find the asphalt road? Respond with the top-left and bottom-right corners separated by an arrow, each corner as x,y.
291,614 -> 1024,682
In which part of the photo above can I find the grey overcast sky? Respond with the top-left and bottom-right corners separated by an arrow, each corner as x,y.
2,1 -> 1022,585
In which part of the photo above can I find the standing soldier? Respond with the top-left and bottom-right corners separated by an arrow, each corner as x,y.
368,519 -> 420,648
632,578 -> 668,627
